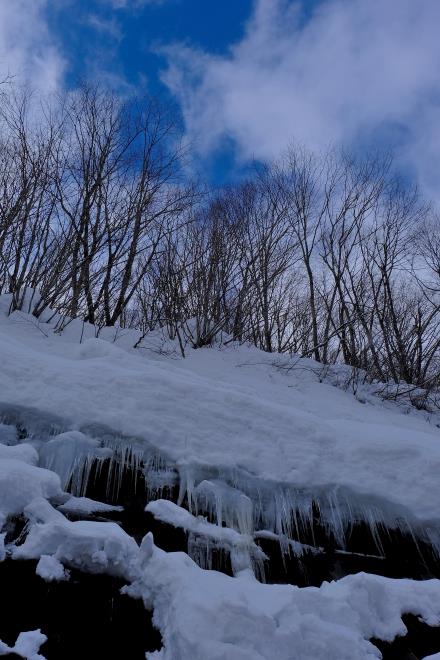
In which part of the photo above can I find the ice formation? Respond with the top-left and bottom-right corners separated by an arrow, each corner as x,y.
146,499 -> 267,576
38,431 -> 113,493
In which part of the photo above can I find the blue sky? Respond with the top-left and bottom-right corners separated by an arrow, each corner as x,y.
1,0 -> 440,197
45,0 -> 256,183
47,1 -> 253,92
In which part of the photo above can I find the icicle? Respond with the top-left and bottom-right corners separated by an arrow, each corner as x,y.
425,527 -> 440,559
194,480 -> 254,535
146,499 -> 267,579
144,452 -> 179,501
255,530 -> 323,558
177,465 -> 196,511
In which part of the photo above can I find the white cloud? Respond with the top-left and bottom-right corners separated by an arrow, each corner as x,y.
0,0 -> 64,92
161,0 -> 440,198
100,0 -> 165,9
86,14 -> 122,40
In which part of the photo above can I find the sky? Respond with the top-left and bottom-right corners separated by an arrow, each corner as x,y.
1,0 -> 440,198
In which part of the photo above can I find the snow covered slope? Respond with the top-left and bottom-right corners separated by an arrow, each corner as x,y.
0,297 -> 439,538
1,296 -> 440,659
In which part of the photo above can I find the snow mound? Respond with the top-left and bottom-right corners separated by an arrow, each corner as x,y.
0,449 -> 62,527
0,443 -> 38,464
14,500 -> 139,579
130,535 -> 440,660
36,554 -> 70,582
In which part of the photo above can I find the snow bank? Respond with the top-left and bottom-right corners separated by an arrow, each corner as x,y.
129,535 -> 440,660
14,499 -> 139,579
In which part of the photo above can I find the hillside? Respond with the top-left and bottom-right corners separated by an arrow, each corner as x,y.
1,295 -> 440,659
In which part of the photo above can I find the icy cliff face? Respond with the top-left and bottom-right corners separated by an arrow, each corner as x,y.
1,295 -> 440,658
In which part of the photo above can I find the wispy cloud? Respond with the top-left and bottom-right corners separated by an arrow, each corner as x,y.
99,0 -> 165,9
0,0 -> 64,92
86,14 -> 122,41
160,0 -> 440,198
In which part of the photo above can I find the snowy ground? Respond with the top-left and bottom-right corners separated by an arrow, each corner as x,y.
0,293 -> 440,658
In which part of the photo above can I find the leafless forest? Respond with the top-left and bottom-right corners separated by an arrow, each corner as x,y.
1,86 -> 439,391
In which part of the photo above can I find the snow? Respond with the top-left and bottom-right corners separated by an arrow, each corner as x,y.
0,448 -> 63,527
1,296 -> 440,657
0,629 -> 47,659
58,496 -> 123,515
0,443 -> 38,464
36,554 -> 70,582
14,499 -> 139,579
126,534 -> 440,660
0,423 -> 17,445
0,424 -> 438,658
